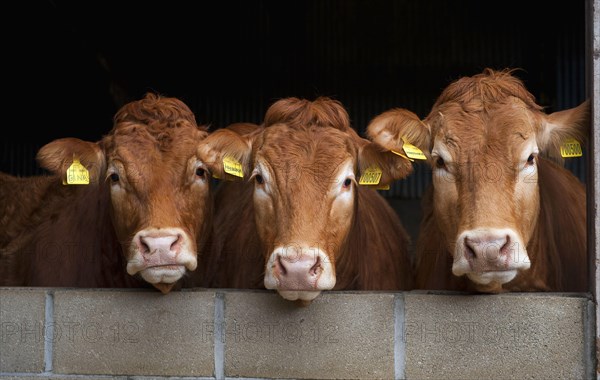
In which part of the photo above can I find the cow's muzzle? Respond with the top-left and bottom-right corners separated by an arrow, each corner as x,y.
264,245 -> 335,302
452,228 -> 530,286
126,228 -> 197,292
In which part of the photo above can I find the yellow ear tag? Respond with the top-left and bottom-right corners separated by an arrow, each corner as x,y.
359,166 -> 382,186
375,184 -> 390,190
223,156 -> 244,178
64,158 -> 90,185
402,137 -> 427,160
560,138 -> 582,158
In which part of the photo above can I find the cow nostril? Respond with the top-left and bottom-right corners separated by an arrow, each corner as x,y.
276,255 -> 287,276
309,255 -> 322,276
464,237 -> 476,261
500,235 -> 511,256
170,234 -> 182,252
140,238 -> 151,255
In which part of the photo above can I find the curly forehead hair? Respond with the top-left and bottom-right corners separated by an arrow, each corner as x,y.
105,93 -> 206,151
432,68 -> 543,113
113,92 -> 199,131
263,96 -> 351,131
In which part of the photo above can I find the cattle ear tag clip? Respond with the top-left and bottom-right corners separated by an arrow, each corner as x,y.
63,156 -> 90,185
223,156 -> 244,178
560,138 -> 582,158
398,137 -> 427,161
359,166 -> 383,186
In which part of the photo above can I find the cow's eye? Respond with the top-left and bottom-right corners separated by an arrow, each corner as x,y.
255,174 -> 264,185
195,167 -> 206,177
526,154 -> 535,166
342,178 -> 352,188
109,173 -> 120,182
435,157 -> 445,169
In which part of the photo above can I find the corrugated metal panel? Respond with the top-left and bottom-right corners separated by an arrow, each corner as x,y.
2,0 -> 587,199
556,14 -> 587,183
1,141 -> 42,177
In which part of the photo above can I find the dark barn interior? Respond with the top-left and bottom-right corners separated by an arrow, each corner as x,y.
2,0 -> 587,250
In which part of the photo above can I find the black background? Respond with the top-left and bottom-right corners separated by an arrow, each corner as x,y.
2,0 -> 587,183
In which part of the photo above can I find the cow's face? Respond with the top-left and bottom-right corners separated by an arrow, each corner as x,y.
103,125 -> 210,293
37,95 -> 211,293
425,99 -> 542,289
252,125 -> 357,303
367,75 -> 589,292
200,123 -> 411,302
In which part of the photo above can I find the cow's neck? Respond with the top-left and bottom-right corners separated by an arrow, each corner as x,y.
336,186 -> 413,290
519,157 -> 587,292
30,178 -> 145,288
415,186 -> 473,292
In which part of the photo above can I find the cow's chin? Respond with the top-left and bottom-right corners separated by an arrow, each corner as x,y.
466,270 -> 518,292
140,266 -> 186,294
152,282 -> 176,294
277,290 -> 322,303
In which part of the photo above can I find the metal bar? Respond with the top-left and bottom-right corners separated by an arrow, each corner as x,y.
587,0 -> 600,377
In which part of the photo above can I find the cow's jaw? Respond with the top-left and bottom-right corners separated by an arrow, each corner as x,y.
126,227 -> 198,292
264,246 -> 336,302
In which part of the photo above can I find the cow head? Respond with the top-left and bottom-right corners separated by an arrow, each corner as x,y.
36,93 -> 212,293
200,97 -> 412,302
367,69 -> 589,292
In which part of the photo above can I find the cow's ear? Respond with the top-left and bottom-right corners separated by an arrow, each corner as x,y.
357,139 -> 414,187
198,125 -> 260,181
538,99 -> 590,161
37,138 -> 106,184
366,108 -> 431,158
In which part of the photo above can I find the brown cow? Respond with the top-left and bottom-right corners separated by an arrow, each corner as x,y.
199,97 -> 414,305
0,93 -> 212,293
366,68 -> 589,293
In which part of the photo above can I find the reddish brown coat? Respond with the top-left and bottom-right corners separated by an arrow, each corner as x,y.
200,97 -> 414,300
0,93 -> 212,292
414,157 -> 587,292
367,68 -> 588,292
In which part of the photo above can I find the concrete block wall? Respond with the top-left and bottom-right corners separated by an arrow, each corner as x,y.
0,288 -> 594,379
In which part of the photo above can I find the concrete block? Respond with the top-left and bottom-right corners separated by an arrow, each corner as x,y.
52,289 -> 215,376
404,293 -> 587,379
0,288 -> 47,372
129,377 -> 211,380
223,290 -> 395,379
0,377 -> 126,380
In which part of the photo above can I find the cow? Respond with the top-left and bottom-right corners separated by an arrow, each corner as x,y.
0,92 -> 213,293
198,96 -> 415,305
366,68 -> 589,293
